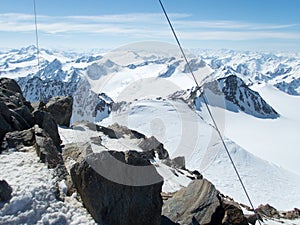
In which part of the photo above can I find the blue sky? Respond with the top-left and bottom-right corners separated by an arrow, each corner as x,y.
0,0 -> 299,51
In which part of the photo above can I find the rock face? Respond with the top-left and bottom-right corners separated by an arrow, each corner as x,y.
138,136 -> 169,160
34,110 -> 61,148
221,200 -> 248,225
0,78 -> 34,143
1,128 -> 35,151
46,96 -> 73,127
70,150 -> 163,225
256,204 -> 280,219
35,127 -> 64,170
0,180 -> 12,202
162,179 -> 222,225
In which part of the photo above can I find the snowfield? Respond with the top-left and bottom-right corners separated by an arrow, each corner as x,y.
0,148 -> 96,225
101,97 -> 300,210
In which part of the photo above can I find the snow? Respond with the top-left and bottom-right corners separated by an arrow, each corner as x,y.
58,123 -> 194,193
1,46 -> 300,223
101,98 -> 300,210
0,148 -> 96,225
223,84 -> 300,174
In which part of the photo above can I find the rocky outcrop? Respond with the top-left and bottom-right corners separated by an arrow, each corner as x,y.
0,78 -> 34,144
139,136 -> 169,160
163,179 -> 222,225
34,110 -> 61,148
221,200 -> 248,225
35,127 -> 64,170
256,204 -> 280,219
1,128 -> 35,151
162,179 -> 253,225
70,150 -> 163,225
0,180 -> 12,202
281,208 -> 300,220
163,156 -> 186,170
46,96 -> 73,127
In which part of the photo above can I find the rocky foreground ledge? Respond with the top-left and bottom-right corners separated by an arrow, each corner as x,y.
0,77 -> 299,225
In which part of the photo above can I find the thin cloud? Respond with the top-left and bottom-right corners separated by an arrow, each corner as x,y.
0,12 -> 299,41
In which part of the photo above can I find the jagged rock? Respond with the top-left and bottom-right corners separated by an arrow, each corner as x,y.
282,208 -> 300,220
62,142 -> 93,166
46,96 -> 73,127
62,142 -> 94,196
245,214 -> 259,225
108,123 -> 146,139
163,156 -> 186,170
221,200 -> 248,225
0,78 -> 23,96
256,204 -> 280,219
162,179 -> 222,225
35,126 -> 64,171
1,128 -> 35,151
70,150 -> 163,225
0,78 -> 34,144
34,110 -> 61,148
96,125 -> 121,139
0,180 -> 12,202
139,136 -> 169,159
191,170 -> 203,180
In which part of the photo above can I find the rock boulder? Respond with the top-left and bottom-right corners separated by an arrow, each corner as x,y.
71,150 -> 163,225
1,128 -> 35,151
34,110 -> 61,148
0,180 -> 12,202
0,78 -> 34,144
162,179 -> 222,225
46,96 -> 73,127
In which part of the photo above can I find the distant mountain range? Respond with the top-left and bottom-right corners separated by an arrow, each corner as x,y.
1,45 -> 300,210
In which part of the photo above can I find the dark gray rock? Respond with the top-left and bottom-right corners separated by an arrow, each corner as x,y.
0,102 -> 14,145
70,150 -> 163,225
0,78 -> 23,96
62,142 -> 93,165
96,125 -> 121,139
46,96 -> 73,127
139,136 -> 169,159
0,78 -> 34,144
0,180 -> 12,202
256,204 -> 280,219
108,123 -> 146,139
222,200 -> 248,225
35,127 -> 64,171
163,156 -> 186,170
161,216 -> 180,225
162,179 -> 221,225
1,128 -> 35,151
34,110 -> 61,148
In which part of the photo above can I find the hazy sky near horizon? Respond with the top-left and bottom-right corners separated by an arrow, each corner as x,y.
0,0 -> 299,51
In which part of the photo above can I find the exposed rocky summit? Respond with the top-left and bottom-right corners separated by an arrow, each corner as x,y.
70,150 -> 164,225
1,128 -> 35,151
163,179 -> 222,225
163,179 -> 252,225
0,78 -> 34,144
34,110 -> 61,148
46,96 -> 73,127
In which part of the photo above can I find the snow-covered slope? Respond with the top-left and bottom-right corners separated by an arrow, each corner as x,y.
101,98 -> 300,210
0,148 -> 96,225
